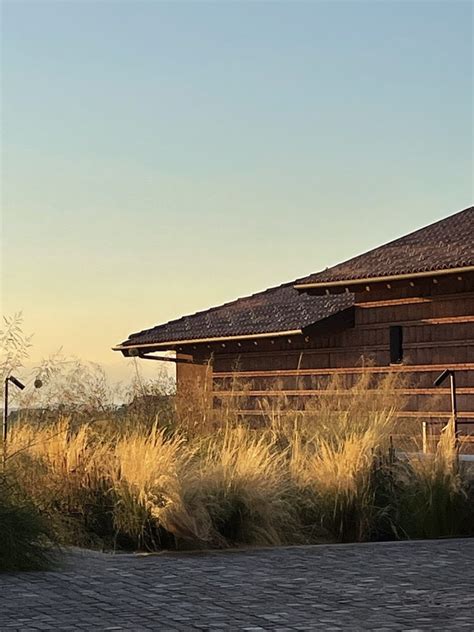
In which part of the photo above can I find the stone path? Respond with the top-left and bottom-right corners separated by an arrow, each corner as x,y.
1,539 -> 473,631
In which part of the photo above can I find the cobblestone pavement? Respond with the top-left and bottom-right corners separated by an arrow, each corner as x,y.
1,539 -> 473,631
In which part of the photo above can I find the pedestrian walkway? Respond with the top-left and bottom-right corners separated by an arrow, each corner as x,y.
1,539 -> 473,630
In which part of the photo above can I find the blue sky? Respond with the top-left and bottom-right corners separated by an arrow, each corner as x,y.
2,0 -> 472,378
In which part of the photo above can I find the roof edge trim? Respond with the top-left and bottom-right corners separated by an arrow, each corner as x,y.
295,266 -> 474,292
113,328 -> 303,351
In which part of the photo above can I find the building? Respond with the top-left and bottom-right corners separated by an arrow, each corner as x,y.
115,206 -> 474,437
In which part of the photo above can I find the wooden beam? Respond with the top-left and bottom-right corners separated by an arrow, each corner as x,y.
213,387 -> 474,397
139,353 -> 207,365
220,409 -> 474,420
213,362 -> 474,379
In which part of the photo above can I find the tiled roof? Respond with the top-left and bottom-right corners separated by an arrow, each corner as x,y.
297,206 -> 474,288
117,283 -> 354,349
117,205 -> 472,350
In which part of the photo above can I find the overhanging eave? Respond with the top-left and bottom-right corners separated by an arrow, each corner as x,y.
295,266 -> 474,295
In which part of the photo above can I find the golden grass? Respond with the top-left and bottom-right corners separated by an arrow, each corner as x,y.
5,371 -> 473,550
189,426 -> 295,546
112,426 -> 203,546
395,420 -> 473,538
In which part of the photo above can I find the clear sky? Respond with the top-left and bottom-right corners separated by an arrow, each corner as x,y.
1,0 -> 472,382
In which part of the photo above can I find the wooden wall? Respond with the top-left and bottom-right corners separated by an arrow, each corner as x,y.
175,354 -> 213,422
176,274 -> 474,440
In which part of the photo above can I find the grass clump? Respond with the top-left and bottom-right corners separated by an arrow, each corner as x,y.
112,425 -> 194,549
395,423 -> 474,539
288,407 -> 398,542
188,426 -> 296,546
5,371 -> 474,552
8,420 -> 117,549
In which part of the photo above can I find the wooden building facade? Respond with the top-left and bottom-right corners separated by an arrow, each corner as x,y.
115,206 -> 474,439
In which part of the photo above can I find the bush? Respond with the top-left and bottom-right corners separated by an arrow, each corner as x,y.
0,475 -> 56,571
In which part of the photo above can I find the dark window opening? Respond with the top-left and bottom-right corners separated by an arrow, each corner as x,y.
389,325 -> 403,364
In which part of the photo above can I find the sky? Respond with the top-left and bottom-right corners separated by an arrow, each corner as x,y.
1,0 -> 473,383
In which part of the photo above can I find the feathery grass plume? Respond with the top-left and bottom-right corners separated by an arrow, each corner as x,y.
397,420 -> 473,538
111,423 -> 201,548
4,365 -> 474,551
287,371 -> 401,543
297,370 -> 402,442
8,419 -> 116,548
288,418 -> 397,542
186,425 -> 296,547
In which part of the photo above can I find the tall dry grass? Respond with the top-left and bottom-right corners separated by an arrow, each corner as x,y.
7,420 -> 116,547
5,371 -> 473,551
112,426 -> 199,548
188,426 -> 296,546
395,421 -> 474,538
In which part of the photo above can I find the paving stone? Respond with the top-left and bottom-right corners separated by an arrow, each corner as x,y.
0,540 -> 473,630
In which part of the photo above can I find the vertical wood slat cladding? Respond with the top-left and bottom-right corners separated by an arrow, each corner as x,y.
175,275 -> 474,433
176,355 -> 213,420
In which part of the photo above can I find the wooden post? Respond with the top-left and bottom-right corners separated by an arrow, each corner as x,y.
422,420 -> 428,454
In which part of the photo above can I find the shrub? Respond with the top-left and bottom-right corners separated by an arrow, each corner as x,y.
0,475 -> 56,571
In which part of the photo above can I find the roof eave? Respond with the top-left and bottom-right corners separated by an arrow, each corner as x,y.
295,266 -> 474,295
113,328 -> 304,355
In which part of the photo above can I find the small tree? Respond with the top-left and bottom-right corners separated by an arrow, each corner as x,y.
0,313 -> 32,385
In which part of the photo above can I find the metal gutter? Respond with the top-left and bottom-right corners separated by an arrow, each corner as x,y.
113,329 -> 303,353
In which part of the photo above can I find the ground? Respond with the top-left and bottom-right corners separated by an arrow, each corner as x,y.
1,539 -> 473,631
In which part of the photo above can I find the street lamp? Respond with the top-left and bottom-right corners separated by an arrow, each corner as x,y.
433,369 -> 458,437
2,375 -> 42,470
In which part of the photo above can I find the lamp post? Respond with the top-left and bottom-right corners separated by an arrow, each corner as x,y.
433,368 -> 458,437
2,375 -> 43,470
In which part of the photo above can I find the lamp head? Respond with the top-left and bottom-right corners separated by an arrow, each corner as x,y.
8,376 -> 25,390
434,369 -> 451,387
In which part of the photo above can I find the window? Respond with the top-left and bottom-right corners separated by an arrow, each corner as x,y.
389,325 -> 403,364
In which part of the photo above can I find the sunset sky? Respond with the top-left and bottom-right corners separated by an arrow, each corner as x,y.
2,1 -> 472,383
